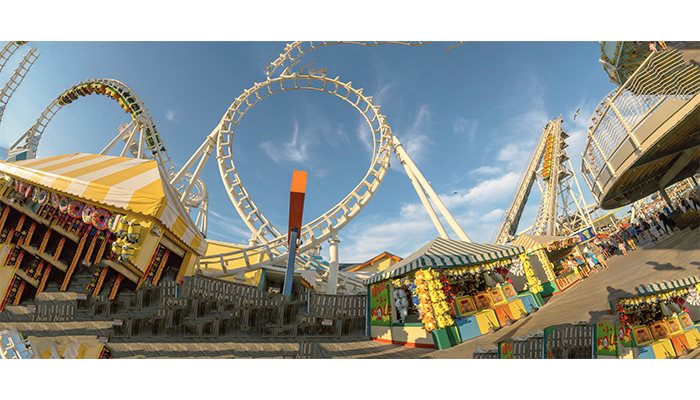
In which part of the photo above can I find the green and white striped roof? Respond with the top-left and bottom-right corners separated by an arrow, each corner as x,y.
636,275 -> 700,295
363,237 -> 526,286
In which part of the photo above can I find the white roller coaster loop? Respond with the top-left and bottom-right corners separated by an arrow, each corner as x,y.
199,42 -> 472,276
6,76 -> 210,235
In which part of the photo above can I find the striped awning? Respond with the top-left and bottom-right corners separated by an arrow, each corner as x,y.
511,234 -> 578,252
0,153 -> 207,256
363,237 -> 526,286
636,275 -> 700,295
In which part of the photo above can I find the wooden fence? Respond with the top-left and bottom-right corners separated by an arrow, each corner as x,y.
473,323 -> 595,359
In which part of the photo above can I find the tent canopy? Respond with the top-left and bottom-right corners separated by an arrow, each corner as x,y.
637,275 -> 700,295
511,234 -> 578,252
363,237 -> 526,286
0,153 -> 207,256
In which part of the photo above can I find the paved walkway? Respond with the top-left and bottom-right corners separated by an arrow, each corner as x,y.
425,225 -> 700,359
1,226 -> 698,359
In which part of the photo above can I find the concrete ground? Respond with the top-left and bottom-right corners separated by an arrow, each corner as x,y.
1,225 -> 698,359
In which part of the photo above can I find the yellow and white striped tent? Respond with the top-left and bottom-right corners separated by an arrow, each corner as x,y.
511,234 -> 576,253
0,153 -> 207,256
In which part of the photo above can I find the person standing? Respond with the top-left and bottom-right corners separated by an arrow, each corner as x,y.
658,41 -> 668,51
649,41 -> 658,52
626,229 -> 637,251
618,236 -> 628,256
659,212 -> 676,232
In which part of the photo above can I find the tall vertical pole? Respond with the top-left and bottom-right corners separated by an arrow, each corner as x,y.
327,234 -> 340,294
283,228 -> 298,297
283,171 -> 307,297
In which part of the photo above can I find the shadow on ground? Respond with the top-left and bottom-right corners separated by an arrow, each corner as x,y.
647,261 -> 685,271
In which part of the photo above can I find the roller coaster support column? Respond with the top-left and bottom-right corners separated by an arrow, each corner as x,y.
283,171 -> 307,297
100,119 -> 137,155
393,138 -> 471,242
171,130 -> 216,199
403,160 -> 449,239
327,234 -> 340,295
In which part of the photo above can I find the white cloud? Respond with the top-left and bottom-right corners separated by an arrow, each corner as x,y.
496,142 -> 535,172
454,171 -> 521,205
326,124 -> 350,149
370,82 -> 393,108
165,110 -> 177,121
313,169 -> 330,178
453,117 -> 478,142
390,105 -> 432,170
469,165 -> 502,177
207,209 -> 253,242
339,204 -> 436,262
260,119 -> 308,164
356,118 -> 374,153
479,208 -> 505,222
403,105 -> 431,159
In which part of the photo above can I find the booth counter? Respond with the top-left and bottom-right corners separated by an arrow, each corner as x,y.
364,237 -> 543,350
512,234 -> 584,298
615,276 -> 700,358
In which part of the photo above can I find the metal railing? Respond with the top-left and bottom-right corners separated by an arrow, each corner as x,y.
581,49 -> 700,202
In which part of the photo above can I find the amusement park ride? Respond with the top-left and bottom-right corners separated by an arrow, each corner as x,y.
0,41 -> 476,295
492,117 -> 595,245
1,40 -> 696,296
0,42 -> 38,129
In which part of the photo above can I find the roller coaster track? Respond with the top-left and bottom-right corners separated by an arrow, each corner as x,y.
2,41 -> 473,288
493,117 -> 595,244
4,72 -> 209,235
0,41 -> 38,128
197,41 -> 471,279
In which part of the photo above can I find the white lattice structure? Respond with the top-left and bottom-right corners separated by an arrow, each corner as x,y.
493,118 -> 594,245
196,42 -> 472,286
580,48 -> 700,209
5,75 -> 210,235
0,41 -> 38,130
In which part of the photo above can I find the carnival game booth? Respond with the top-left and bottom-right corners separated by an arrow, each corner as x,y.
362,238 -> 544,350
615,276 -> 700,358
0,153 -> 207,311
511,234 -> 584,298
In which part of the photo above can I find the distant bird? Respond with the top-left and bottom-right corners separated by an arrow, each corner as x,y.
574,108 -> 580,120
454,192 -> 458,194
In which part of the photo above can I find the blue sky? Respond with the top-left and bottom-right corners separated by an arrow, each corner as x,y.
0,40 -> 624,263
3,1 -> 680,264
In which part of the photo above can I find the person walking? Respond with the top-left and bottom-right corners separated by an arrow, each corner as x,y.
645,219 -> 658,241
637,223 -> 647,241
602,242 -> 612,259
654,215 -> 666,236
